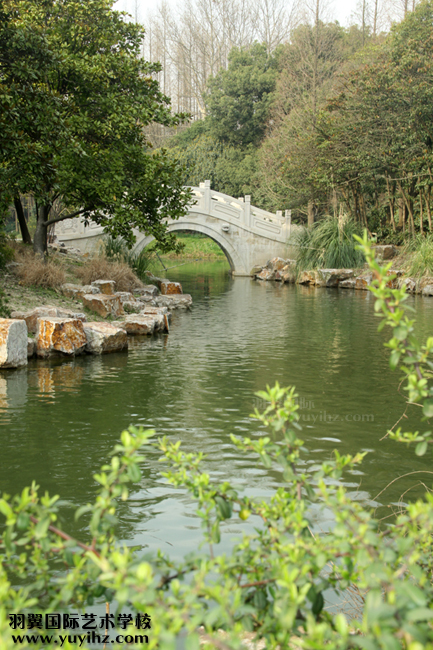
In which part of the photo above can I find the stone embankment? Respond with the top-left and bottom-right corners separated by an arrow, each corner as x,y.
0,276 -> 192,369
254,245 -> 433,296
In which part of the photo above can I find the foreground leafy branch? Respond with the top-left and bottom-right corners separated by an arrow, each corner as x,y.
2,235 -> 433,649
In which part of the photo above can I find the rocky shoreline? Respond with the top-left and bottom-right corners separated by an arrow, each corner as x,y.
254,245 -> 433,297
0,274 -> 192,369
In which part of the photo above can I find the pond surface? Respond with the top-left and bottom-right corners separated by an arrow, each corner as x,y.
1,259 -> 433,558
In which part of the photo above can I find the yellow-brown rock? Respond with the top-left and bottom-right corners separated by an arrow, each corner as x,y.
297,271 -> 317,285
91,280 -> 115,295
36,318 -> 87,358
11,305 -> 86,334
82,294 -> 124,318
120,315 -> 157,335
155,295 -> 193,309
83,322 -> 128,354
160,280 -> 183,295
60,283 -> 99,300
0,319 -> 28,368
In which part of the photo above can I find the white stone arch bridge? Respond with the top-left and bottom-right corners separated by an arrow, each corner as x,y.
55,181 -> 301,276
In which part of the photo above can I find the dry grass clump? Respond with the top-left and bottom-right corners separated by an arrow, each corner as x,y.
76,257 -> 143,292
16,255 -> 66,289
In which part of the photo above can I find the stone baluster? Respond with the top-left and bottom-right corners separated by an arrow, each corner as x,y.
245,195 -> 251,227
203,180 -> 211,214
285,209 -> 292,237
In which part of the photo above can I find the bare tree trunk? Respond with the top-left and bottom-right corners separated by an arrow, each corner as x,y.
307,200 -> 315,227
419,190 -> 424,234
373,0 -> 378,35
385,174 -> 396,232
426,186 -> 432,231
33,204 -> 50,257
13,196 -> 32,245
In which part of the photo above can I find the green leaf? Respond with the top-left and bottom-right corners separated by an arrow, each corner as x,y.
389,350 -> 401,370
253,590 -> 267,610
312,592 -> 324,616
423,399 -> 433,418
215,496 -> 232,520
185,633 -> 200,650
34,517 -> 50,539
415,440 -> 428,456
405,607 -> 433,622
127,464 -> 141,483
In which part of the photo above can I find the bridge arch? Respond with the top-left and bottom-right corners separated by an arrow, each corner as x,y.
133,219 -> 246,274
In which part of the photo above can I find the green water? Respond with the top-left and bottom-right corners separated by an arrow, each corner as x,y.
1,259 -> 433,556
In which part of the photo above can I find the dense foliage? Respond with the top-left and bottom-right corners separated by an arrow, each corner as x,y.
166,44 -> 279,199
168,2 -> 433,239
0,0 -> 192,254
2,238 -> 433,649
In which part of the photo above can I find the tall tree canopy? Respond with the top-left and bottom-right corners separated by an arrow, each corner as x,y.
166,43 -> 279,200
0,0 -> 191,255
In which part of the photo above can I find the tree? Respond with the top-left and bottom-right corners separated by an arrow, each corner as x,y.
206,43 -> 279,148
165,43 -> 279,202
0,0 -> 192,255
310,1 -> 433,235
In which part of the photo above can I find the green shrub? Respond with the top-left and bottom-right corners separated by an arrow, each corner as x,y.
404,233 -> 433,277
2,235 -> 433,649
102,236 -> 154,281
294,214 -> 365,273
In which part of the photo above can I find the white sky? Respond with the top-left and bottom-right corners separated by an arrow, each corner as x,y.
114,0 -> 361,30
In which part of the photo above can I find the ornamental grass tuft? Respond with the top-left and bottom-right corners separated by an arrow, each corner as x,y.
294,213 -> 365,273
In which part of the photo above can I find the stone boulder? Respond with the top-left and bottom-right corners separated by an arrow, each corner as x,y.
315,269 -> 354,287
11,305 -> 86,334
373,245 -> 398,261
140,307 -> 170,332
419,277 -> 433,291
134,285 -> 159,297
115,292 -> 143,313
91,280 -> 115,295
159,280 -> 183,295
123,301 -> 144,314
422,284 -> 433,296
140,305 -> 171,321
61,283 -> 100,300
36,318 -> 87,358
27,338 -> 36,358
250,265 -> 263,277
155,294 -> 193,309
82,294 -> 124,318
275,261 -> 297,283
354,273 -> 373,290
297,270 -> 317,285
117,315 -> 157,335
83,322 -> 128,354
116,291 -> 134,303
398,277 -> 417,293
0,319 -> 28,368
256,267 -> 276,281
266,257 -> 287,272
339,279 -> 356,289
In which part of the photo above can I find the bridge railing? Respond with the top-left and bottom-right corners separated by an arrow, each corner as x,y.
187,181 -> 297,243
55,181 -> 298,245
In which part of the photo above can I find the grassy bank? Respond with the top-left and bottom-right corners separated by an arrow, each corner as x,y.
159,233 -> 225,260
